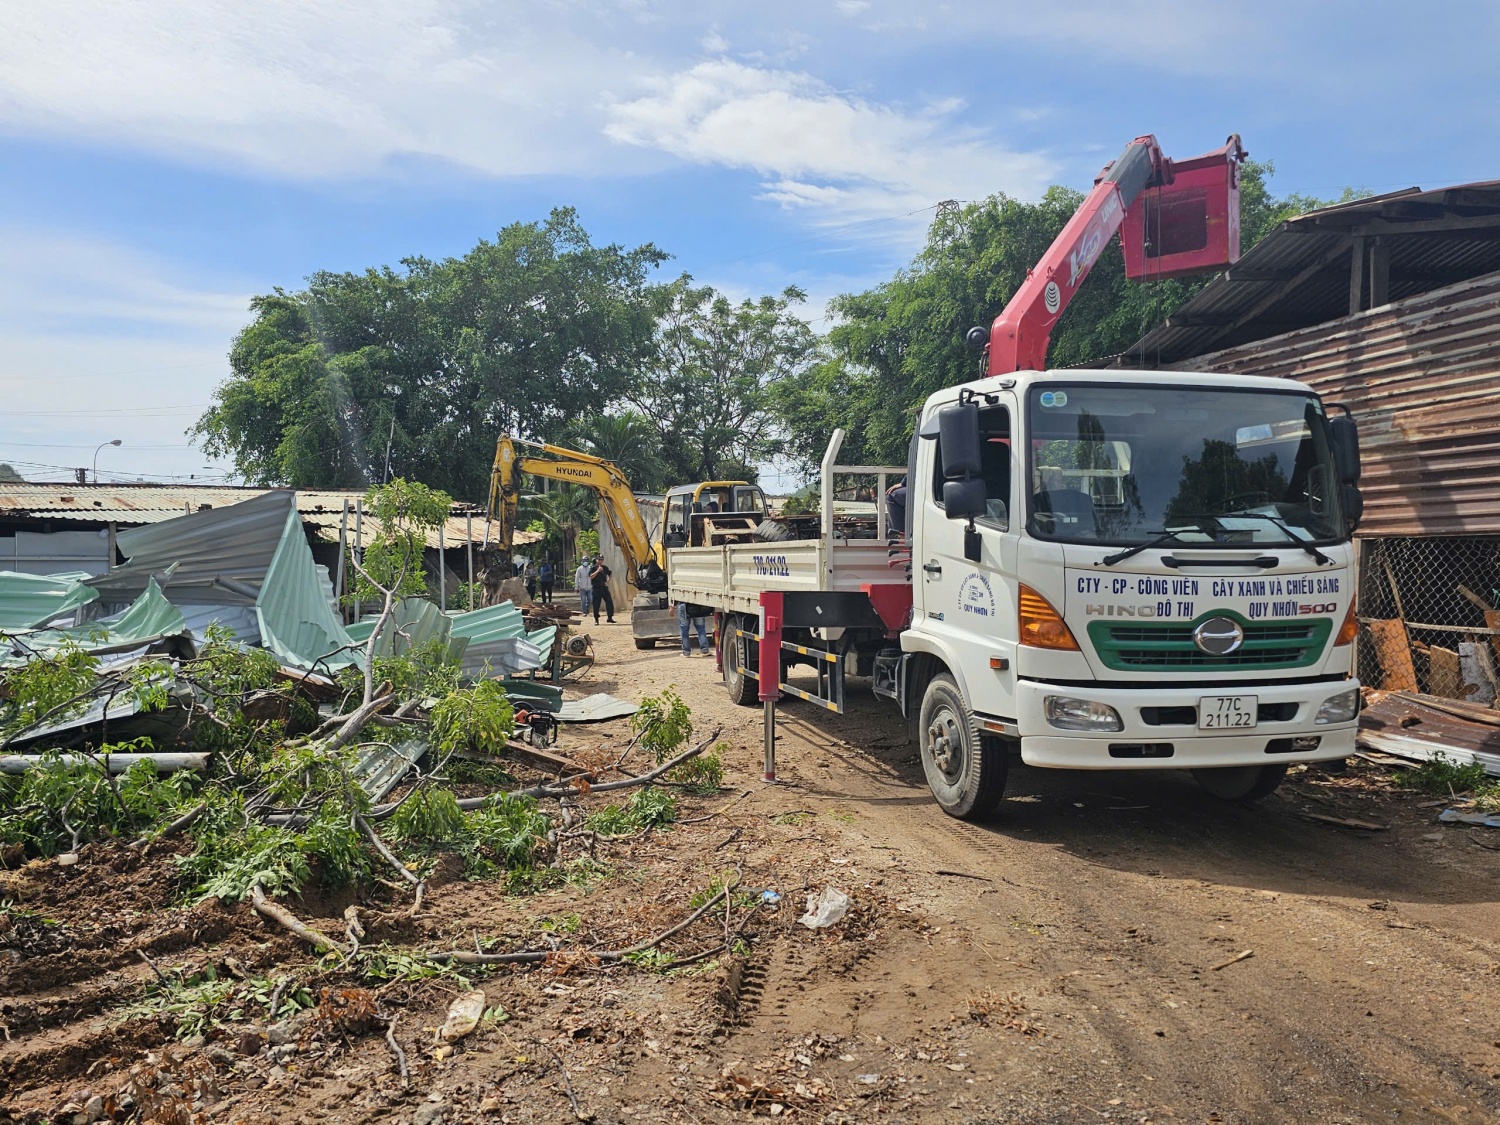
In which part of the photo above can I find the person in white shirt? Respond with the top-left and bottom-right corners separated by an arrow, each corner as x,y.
574,559 -> 592,616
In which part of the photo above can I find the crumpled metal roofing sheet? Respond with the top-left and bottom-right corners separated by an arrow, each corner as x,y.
80,491 -> 359,670
1359,691 -> 1500,777
0,571 -> 99,629
255,499 -> 361,671
5,579 -> 186,660
554,693 -> 638,723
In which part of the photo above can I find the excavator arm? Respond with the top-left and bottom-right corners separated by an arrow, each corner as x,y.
488,436 -> 660,591
985,134 -> 1245,375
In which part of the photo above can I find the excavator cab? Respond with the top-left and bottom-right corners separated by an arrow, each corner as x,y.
660,481 -> 768,551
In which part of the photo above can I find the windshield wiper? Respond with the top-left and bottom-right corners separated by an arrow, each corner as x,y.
1098,529 -> 1190,567
1213,512 -> 1333,566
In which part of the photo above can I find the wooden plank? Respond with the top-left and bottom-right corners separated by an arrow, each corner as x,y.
1392,691 -> 1500,728
1368,618 -> 1418,691
1485,609 -> 1500,666
1429,644 -> 1466,699
1457,584 -> 1494,612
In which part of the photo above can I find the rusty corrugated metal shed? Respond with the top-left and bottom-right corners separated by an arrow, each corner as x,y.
1115,180 -> 1500,367
1154,270 -> 1500,538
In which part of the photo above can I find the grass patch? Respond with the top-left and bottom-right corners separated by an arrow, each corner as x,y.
1393,754 -> 1500,802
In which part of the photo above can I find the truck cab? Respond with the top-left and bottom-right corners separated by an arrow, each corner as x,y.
903,368 -> 1361,814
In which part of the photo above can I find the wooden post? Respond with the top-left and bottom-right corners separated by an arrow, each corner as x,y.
1348,235 -> 1366,315
438,518 -> 446,611
334,500 -> 348,622
466,511 -> 474,612
354,498 -> 364,623
1369,236 -> 1390,308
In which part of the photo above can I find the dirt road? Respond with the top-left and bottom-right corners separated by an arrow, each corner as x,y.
5,616 -> 1500,1124
593,618 -> 1500,1123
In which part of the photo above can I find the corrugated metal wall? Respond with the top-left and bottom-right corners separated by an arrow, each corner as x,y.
1166,270 -> 1500,537
598,497 -> 662,610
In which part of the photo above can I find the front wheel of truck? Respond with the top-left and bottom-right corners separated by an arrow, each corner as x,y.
1192,764 -> 1288,801
919,674 -> 1006,819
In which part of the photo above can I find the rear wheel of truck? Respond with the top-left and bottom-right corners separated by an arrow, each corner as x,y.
1192,764 -> 1287,801
919,674 -> 1006,819
722,615 -> 759,706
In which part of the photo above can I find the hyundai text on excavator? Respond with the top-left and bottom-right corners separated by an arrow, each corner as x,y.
487,436 -> 770,649
669,134 -> 1367,819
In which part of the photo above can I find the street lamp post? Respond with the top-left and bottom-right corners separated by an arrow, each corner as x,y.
92,439 -> 122,483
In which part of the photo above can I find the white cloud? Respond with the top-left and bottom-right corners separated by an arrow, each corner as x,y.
0,0 -> 659,179
604,59 -> 1055,222
701,29 -> 730,53
0,231 -> 250,481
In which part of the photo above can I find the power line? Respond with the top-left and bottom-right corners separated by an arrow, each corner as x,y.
1,405 -> 209,417
0,360 -> 225,383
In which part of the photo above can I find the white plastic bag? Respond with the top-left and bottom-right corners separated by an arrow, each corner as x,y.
799,887 -> 850,929
436,989 -> 487,1043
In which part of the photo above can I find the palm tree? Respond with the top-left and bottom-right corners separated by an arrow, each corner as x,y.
522,485 -> 598,567
563,411 -> 666,492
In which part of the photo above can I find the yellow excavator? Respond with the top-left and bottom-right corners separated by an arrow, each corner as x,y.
488,435 -> 771,649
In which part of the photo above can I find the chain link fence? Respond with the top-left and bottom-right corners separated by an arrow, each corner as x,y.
1358,536 -> 1500,702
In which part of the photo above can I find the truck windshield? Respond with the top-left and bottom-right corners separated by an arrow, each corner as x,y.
1026,384 -> 1344,547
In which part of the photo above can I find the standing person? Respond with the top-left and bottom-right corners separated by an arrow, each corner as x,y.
677,602 -> 710,657
523,559 -> 537,602
589,556 -> 614,624
574,557 -> 592,617
538,559 -> 555,604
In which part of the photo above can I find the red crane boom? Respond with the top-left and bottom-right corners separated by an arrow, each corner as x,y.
985,134 -> 1246,375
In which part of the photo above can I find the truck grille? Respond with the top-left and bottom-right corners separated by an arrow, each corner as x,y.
1087,618 -> 1332,672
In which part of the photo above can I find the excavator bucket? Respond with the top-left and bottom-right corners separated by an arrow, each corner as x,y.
1122,135 -> 1246,281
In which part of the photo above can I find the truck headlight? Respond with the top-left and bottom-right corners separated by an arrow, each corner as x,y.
1314,688 -> 1360,725
1044,695 -> 1123,732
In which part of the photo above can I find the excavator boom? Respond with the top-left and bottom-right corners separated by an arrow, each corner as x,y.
488,436 -> 659,591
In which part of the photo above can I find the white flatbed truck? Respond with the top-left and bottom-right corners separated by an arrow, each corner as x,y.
668,134 -> 1366,818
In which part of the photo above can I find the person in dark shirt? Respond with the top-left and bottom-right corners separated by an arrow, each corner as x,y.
589,557 -> 615,623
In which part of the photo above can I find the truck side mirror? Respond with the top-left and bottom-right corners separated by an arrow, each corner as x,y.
1341,484 -> 1364,531
937,402 -> 982,479
943,477 -> 987,520
1329,414 -> 1361,484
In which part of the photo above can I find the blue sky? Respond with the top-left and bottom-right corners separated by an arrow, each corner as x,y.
0,0 -> 1495,494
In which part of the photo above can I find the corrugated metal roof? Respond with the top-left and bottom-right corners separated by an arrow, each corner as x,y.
1115,181 -> 1500,368
1155,270 -> 1500,538
0,483 -> 514,548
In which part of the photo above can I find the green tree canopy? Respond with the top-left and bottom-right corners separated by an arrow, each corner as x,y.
0,463 -> 24,482
626,278 -> 818,484
193,208 -> 668,502
772,161 -> 1355,473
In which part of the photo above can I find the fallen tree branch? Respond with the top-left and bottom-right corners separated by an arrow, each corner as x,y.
344,905 -> 366,955
324,691 -> 396,754
249,882 -> 349,956
540,1041 -> 592,1122
356,815 -> 426,917
442,728 -> 723,811
432,873 -> 739,967
384,1015 -> 409,1082
128,800 -> 207,849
